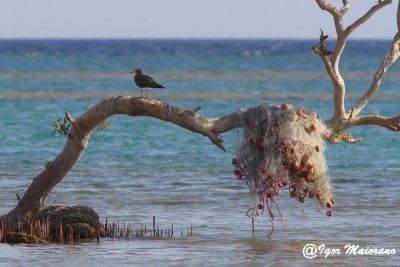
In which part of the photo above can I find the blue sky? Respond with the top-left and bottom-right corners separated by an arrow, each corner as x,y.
0,0 -> 397,39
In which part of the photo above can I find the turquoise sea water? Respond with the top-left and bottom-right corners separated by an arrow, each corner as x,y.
0,40 -> 399,266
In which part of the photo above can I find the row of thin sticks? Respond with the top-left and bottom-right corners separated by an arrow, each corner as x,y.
104,216 -> 193,239
0,215 -> 192,244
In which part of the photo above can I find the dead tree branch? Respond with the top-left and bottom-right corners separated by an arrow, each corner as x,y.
1,97 -> 248,220
343,114 -> 400,132
345,0 -> 393,36
314,1 -> 348,119
350,1 -> 400,117
314,0 -> 399,137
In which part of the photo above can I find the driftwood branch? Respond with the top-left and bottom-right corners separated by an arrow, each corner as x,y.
344,0 -> 393,36
314,0 -> 399,137
315,0 -> 349,34
312,28 -> 346,119
350,1 -> 400,117
343,114 -> 400,132
1,97 -> 248,220
314,1 -> 352,120
324,112 -> 400,142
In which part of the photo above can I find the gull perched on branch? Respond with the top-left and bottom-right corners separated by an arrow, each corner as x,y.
131,69 -> 165,98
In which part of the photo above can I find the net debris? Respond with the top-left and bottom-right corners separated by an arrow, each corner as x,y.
233,103 -> 334,233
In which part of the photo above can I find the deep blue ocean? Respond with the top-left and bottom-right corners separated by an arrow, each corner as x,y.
0,40 -> 399,266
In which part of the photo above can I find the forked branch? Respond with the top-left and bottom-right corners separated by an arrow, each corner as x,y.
314,0 -> 399,135
312,28 -> 346,119
345,0 -> 393,36
350,1 -> 400,117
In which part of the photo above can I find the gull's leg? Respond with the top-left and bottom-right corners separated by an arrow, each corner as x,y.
146,89 -> 148,99
141,89 -> 143,98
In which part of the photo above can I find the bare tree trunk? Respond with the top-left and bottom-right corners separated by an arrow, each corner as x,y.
0,96 -> 237,221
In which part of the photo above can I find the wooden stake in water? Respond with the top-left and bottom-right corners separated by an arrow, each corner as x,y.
252,218 -> 255,237
96,227 -> 100,243
59,221 -> 64,244
69,225 -> 73,244
153,216 -> 155,237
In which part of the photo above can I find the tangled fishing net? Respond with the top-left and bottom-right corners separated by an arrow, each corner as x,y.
233,103 -> 335,232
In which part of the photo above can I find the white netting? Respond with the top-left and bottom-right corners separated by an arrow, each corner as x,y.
232,103 -> 334,229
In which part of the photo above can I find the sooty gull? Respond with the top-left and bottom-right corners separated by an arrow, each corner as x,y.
131,69 -> 165,98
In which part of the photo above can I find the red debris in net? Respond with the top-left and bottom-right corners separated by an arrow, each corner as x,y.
233,104 -> 334,235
